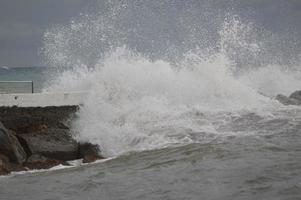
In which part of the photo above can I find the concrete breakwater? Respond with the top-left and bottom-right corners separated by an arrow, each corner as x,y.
0,105 -> 103,175
0,92 -> 87,107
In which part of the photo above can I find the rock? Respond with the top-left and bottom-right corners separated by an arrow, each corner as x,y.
275,94 -> 300,105
0,153 -> 9,163
0,106 -> 105,174
0,154 -> 9,175
275,94 -> 301,106
276,91 -> 301,106
0,154 -> 26,175
289,90 -> 301,101
0,122 -> 27,164
25,154 -> 64,170
19,129 -> 79,161
0,106 -> 78,135
79,143 -> 104,163
4,163 -> 26,173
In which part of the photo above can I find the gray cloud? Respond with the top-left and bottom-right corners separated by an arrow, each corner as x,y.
0,22 -> 43,39
0,0 -> 300,67
0,0 -> 90,67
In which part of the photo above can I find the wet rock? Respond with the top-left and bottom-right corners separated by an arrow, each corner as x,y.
275,94 -> 301,106
0,154 -> 26,175
19,129 -> 79,161
5,163 -> 26,173
0,154 -> 8,165
289,90 -> 301,101
0,106 -> 105,174
275,90 -> 301,106
0,154 -> 9,175
0,122 -> 27,164
0,106 -> 78,134
25,154 -> 64,170
79,143 -> 104,163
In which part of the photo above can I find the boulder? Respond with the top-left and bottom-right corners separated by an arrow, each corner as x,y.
0,122 -> 27,164
79,143 -> 104,163
0,106 -> 105,174
275,94 -> 301,105
3,163 -> 26,173
0,106 -> 77,134
289,90 -> 301,101
25,154 -> 64,170
0,154 -> 9,175
19,129 -> 79,161
0,154 -> 26,175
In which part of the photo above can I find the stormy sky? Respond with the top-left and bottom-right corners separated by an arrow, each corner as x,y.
0,0 -> 300,67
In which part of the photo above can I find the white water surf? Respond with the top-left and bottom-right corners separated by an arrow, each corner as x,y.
42,1 -> 301,157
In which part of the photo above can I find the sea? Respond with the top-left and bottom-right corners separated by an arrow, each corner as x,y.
1,1 -> 301,200
0,67 -> 51,92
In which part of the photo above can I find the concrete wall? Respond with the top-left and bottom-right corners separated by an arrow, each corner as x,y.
0,92 -> 87,107
0,81 -> 33,94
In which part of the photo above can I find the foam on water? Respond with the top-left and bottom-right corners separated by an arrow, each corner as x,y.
42,2 -> 301,157
44,47 -> 279,156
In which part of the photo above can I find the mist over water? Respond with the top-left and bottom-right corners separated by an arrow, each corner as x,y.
42,1 -> 301,157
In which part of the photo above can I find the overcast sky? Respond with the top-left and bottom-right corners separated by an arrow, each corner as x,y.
0,0 -> 300,67
0,0 -> 92,67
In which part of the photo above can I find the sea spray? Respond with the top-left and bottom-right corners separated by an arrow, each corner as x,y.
42,1 -> 301,157
239,65 -> 301,97
45,47 -> 274,156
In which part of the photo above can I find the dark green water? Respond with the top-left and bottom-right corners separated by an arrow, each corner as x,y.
1,108 -> 300,200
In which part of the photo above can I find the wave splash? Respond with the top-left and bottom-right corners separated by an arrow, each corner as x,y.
45,47 -> 301,156
43,2 -> 301,157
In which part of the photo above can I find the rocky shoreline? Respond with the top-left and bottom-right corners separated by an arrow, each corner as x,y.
275,90 -> 301,106
1,90 -> 300,175
0,106 -> 103,175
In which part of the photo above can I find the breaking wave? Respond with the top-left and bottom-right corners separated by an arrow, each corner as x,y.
42,1 -> 301,156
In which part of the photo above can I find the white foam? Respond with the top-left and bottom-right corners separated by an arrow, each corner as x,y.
42,7 -> 301,158
44,47 -> 276,157
239,65 -> 301,97
0,157 -> 115,178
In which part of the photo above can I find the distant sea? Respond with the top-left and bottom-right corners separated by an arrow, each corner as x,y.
0,66 -> 52,92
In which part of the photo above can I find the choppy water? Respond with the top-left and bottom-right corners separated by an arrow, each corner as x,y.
1,108 -> 301,200
1,1 -> 301,199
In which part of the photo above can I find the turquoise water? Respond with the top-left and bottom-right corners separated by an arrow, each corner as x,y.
0,67 -> 50,92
